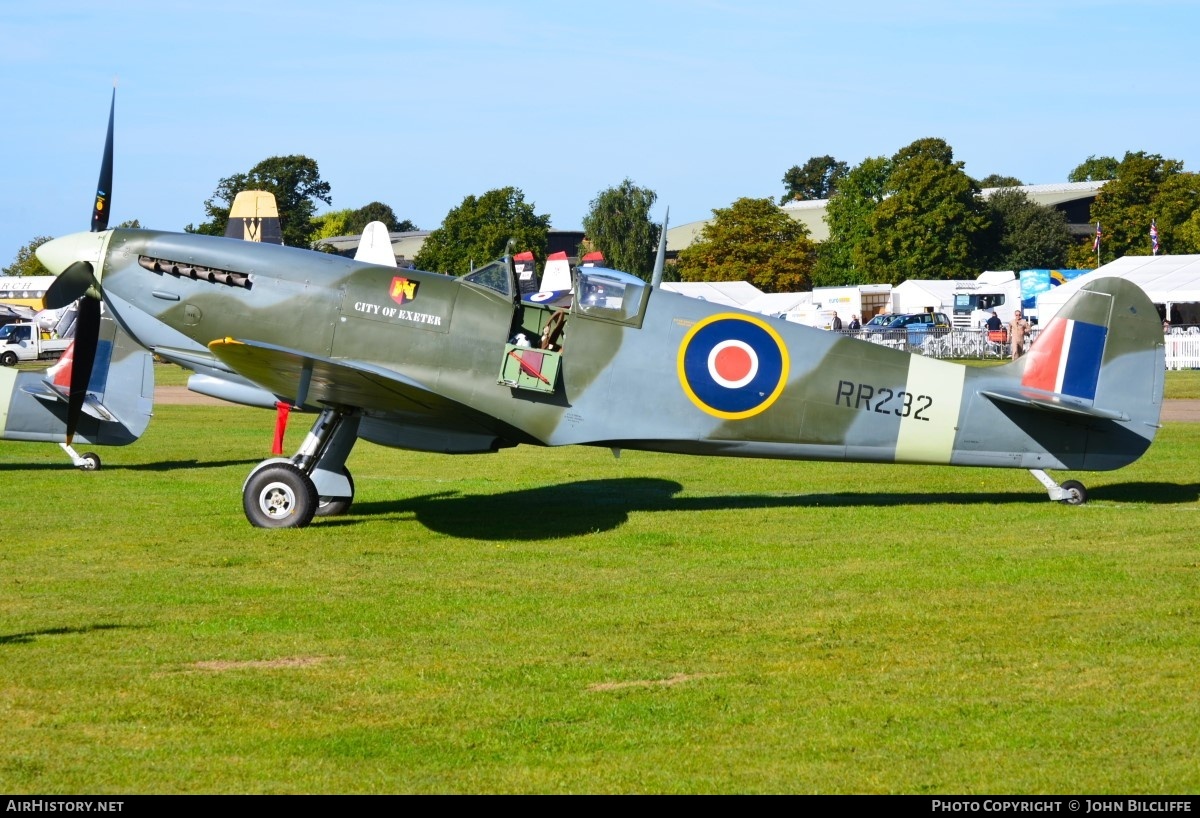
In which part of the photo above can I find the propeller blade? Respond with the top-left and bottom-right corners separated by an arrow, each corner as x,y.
64,296 -> 102,444
91,87 -> 115,232
42,261 -> 98,310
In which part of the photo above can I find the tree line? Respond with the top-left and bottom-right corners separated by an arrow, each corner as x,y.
7,143 -> 1199,295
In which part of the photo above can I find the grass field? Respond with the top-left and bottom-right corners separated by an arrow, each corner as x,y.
0,371 -> 1198,794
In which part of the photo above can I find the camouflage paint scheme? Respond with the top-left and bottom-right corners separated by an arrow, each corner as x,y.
21,225 -> 1164,526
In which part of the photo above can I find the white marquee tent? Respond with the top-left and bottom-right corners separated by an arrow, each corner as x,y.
886,280 -> 959,314
1037,255 -> 1200,325
659,280 -> 764,308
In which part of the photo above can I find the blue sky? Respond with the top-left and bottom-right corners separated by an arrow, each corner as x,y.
2,1 -> 1197,262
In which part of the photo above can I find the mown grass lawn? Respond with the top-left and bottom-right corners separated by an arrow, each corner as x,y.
1,389 -> 1197,794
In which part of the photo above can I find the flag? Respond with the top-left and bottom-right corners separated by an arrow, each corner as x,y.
1093,222 -> 1102,252
1150,220 -> 1159,255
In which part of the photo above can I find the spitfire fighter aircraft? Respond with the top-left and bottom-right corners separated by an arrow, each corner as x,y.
6,95 -> 1167,528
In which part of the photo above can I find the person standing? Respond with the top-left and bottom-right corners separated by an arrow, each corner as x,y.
831,312 -> 843,331
1009,310 -> 1031,359
985,309 -> 1002,332
848,314 -> 861,331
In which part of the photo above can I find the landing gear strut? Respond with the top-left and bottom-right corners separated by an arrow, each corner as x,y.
59,442 -> 101,471
1029,469 -> 1088,505
242,407 -> 361,528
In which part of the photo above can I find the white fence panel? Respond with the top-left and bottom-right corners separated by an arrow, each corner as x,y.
1165,329 -> 1200,370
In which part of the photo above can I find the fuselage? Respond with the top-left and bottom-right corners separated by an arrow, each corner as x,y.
61,228 -> 1161,472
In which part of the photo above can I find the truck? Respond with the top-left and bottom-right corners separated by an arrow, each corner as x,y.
951,271 -> 1022,330
0,321 -> 72,365
811,284 -> 893,325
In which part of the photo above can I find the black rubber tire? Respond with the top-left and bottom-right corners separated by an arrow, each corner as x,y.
243,463 -> 318,528
1059,479 -> 1087,505
78,452 -> 101,471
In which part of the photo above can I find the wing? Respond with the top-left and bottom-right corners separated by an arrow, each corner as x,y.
206,337 -> 506,432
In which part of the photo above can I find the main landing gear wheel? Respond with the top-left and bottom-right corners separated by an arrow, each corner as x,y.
243,463 -> 318,529
315,468 -> 355,518
77,452 -> 101,471
1059,480 -> 1087,506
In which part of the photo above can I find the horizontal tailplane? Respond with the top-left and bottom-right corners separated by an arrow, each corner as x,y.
0,315 -> 154,446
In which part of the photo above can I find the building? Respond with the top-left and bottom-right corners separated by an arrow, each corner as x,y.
666,180 -> 1106,252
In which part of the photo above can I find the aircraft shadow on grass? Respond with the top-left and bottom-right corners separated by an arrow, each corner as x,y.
0,623 -> 128,646
341,477 -> 1200,540
0,458 -> 260,473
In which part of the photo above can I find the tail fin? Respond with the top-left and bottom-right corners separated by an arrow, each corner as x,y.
0,314 -> 154,446
979,277 -> 1164,467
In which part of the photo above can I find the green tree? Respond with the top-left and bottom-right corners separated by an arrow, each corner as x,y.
1084,151 -> 1200,263
187,155 -> 332,248
581,179 -> 660,280
978,174 -> 1024,188
309,209 -> 354,254
813,156 -> 891,286
892,136 -> 955,166
675,197 -> 816,293
1154,172 -> 1200,254
310,209 -> 352,243
854,139 -> 992,285
344,202 -> 417,236
310,205 -> 418,252
779,155 -> 848,204
414,187 -> 550,275
3,236 -> 53,277
981,189 -> 1072,270
1068,155 -> 1120,182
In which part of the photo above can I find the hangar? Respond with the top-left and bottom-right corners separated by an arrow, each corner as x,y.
666,180 -> 1105,250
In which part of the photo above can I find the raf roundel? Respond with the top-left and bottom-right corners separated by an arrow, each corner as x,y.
677,313 -> 790,419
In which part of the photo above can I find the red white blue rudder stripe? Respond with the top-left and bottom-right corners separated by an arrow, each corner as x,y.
1021,317 -> 1107,401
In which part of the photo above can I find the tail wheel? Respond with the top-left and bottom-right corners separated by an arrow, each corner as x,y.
77,452 -> 101,471
243,463 -> 317,528
1059,480 -> 1087,505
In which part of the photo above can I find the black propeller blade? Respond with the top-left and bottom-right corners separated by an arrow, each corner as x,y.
91,88 -> 115,233
55,86 -> 115,443
42,260 -> 98,310
65,296 -> 102,444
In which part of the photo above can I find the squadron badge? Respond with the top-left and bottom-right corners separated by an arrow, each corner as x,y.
390,277 -> 419,305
